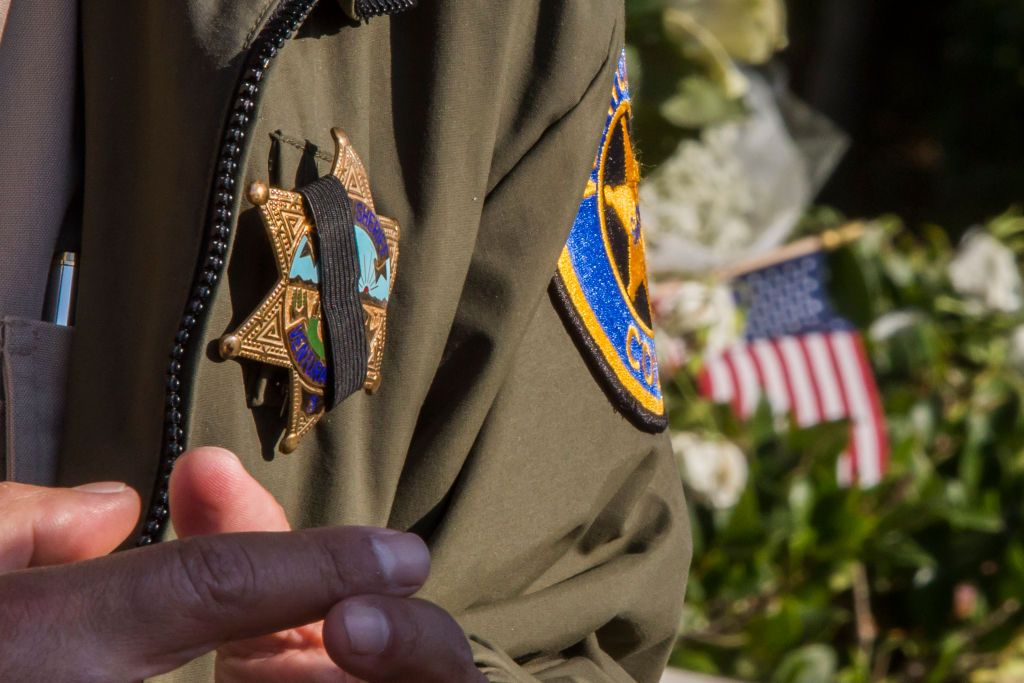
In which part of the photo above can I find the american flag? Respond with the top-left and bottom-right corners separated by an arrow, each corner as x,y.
698,250 -> 889,486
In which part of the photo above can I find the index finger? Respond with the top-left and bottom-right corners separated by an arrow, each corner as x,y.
0,526 -> 429,681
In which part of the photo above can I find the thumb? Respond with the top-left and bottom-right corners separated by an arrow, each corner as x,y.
0,481 -> 140,572
170,447 -> 291,536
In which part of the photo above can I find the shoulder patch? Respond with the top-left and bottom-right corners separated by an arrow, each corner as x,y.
551,51 -> 667,432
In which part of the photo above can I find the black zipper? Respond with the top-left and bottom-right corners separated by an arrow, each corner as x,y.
139,0 -> 418,546
356,0 -> 416,18
138,0 -> 319,545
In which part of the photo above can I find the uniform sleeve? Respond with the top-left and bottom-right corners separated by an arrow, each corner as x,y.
383,16 -> 692,678
416,295 -> 691,683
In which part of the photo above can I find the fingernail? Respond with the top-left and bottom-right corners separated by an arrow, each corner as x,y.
74,481 -> 128,494
371,533 -> 430,587
343,603 -> 390,656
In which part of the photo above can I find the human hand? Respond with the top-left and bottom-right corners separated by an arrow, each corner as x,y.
171,447 -> 485,683
0,453 -> 478,682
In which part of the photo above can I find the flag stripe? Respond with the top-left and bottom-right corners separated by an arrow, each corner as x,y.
777,337 -> 819,427
745,343 -> 769,393
854,334 -> 890,475
805,333 -> 857,486
834,332 -> 881,484
721,352 -> 745,416
822,333 -> 859,483
768,340 -> 801,427
697,366 -> 713,400
797,337 -> 828,424
849,333 -> 889,484
804,333 -> 846,421
752,339 -> 790,415
730,345 -> 761,417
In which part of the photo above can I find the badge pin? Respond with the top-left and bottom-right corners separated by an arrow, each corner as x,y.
220,128 -> 400,453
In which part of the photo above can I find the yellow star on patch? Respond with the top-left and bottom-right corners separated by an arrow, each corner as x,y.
219,129 -> 400,453
602,118 -> 648,303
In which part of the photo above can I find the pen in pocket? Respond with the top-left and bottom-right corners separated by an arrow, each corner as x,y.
42,251 -> 78,327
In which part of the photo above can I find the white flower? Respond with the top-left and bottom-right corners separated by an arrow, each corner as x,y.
652,281 -> 739,347
641,73 -> 810,275
868,310 -> 924,343
672,432 -> 749,509
641,125 -> 759,264
948,231 -> 1022,313
651,281 -> 740,373
1009,326 -> 1024,370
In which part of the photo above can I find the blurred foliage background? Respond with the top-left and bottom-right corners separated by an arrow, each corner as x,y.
629,0 -> 1024,228
784,0 -> 1024,232
626,1 -> 1024,681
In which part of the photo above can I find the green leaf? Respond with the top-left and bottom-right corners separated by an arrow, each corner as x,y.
669,648 -> 720,675
717,480 -> 764,545
871,531 -> 937,570
937,505 -> 1005,533
659,75 -> 745,128
624,0 -> 665,18
771,645 -> 838,683
828,248 -> 877,327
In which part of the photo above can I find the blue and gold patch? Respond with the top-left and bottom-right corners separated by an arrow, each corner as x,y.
552,51 -> 667,432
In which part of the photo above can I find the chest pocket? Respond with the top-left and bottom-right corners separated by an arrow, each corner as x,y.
1,317 -> 73,485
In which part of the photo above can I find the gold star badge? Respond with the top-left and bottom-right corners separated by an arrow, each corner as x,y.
219,128 -> 400,453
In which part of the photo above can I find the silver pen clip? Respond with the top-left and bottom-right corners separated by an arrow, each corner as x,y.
42,251 -> 78,327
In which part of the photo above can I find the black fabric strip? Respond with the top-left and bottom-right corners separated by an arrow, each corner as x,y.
300,175 -> 368,409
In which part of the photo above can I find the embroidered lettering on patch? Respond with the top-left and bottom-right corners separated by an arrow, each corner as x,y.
551,50 -> 667,432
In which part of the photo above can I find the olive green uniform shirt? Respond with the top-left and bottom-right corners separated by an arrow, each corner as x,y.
47,2 -> 691,680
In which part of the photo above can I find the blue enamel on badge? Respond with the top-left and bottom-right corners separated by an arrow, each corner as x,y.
219,129 -> 400,453
552,51 -> 667,432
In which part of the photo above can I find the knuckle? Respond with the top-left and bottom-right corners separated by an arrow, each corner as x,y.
0,481 -> 30,506
314,533 -> 357,597
0,574 -> 102,681
169,537 -> 259,616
